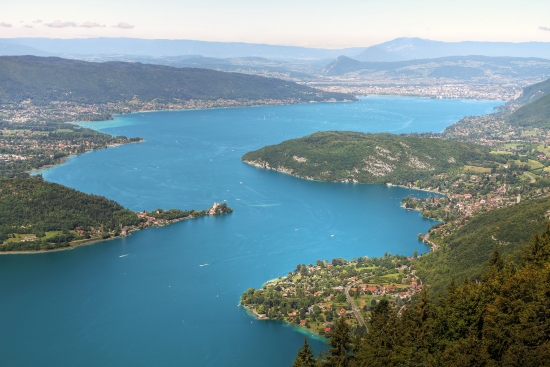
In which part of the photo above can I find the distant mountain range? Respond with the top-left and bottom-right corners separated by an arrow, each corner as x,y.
1,37 -> 550,62
0,38 -> 364,61
354,38 -> 550,62
0,43 -> 52,57
0,56 -> 352,105
322,55 -> 550,80
68,54 -> 321,80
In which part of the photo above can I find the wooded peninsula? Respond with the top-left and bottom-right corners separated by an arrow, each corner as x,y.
0,177 -> 232,252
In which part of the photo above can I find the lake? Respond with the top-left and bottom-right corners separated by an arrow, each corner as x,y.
0,96 -> 502,366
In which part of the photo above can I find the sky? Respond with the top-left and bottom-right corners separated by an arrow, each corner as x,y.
1,0 -> 550,48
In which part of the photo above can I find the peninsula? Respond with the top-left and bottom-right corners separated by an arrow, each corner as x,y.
241,255 -> 422,337
0,176 -> 232,253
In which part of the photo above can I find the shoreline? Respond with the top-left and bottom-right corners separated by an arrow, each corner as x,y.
243,160 -> 444,196
241,305 -> 329,342
30,98 -> 356,175
0,208 -> 225,255
68,98 -> 358,125
242,160 -> 445,250
28,140 -> 144,176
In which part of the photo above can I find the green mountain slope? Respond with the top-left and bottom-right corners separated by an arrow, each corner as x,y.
514,77 -> 550,105
415,196 -> 550,292
242,131 -> 492,185
0,56 -> 353,105
508,92 -> 550,128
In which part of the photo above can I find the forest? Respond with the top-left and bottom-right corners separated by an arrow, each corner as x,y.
415,195 -> 550,293
0,56 -> 353,105
0,176 -> 141,251
242,131 -> 496,185
292,224 -> 550,366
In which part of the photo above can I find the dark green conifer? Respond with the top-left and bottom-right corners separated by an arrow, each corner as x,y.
293,338 -> 316,367
325,315 -> 352,367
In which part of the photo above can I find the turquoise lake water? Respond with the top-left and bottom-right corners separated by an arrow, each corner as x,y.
0,96 -> 502,366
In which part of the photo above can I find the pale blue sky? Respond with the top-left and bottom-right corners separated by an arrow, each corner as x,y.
1,0 -> 550,47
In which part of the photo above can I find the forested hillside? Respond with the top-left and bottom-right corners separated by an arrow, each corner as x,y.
0,56 -> 352,105
508,92 -> 550,128
0,177 -> 140,251
242,131 -> 493,185
514,76 -> 550,105
293,225 -> 550,366
414,196 -> 550,293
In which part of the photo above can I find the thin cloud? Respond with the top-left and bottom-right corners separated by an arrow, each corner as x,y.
0,22 -> 12,27
23,25 -> 33,28
540,26 -> 550,31
45,20 -> 77,28
80,21 -> 104,28
33,20 -> 42,24
114,22 -> 134,29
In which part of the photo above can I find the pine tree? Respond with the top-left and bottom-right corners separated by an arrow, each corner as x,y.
293,338 -> 316,367
325,315 -> 352,367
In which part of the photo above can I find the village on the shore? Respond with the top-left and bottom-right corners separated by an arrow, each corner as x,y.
241,255 -> 423,337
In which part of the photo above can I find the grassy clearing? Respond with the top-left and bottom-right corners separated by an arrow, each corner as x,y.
464,165 -> 492,173
1,129 -> 30,136
537,144 -> 550,155
528,159 -> 545,170
490,150 -> 513,155
3,231 -> 62,244
521,130 -> 538,137
523,172 -> 539,181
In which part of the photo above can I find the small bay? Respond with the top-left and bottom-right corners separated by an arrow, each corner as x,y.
0,96 -> 502,366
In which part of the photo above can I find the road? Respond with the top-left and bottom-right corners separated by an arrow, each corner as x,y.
344,280 -> 366,329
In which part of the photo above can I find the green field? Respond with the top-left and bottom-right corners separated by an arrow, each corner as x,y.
490,150 -> 513,155
521,130 -> 538,137
3,231 -> 63,244
537,144 -> 550,155
463,165 -> 492,173
528,159 -> 545,170
523,172 -> 539,181
1,129 -> 30,136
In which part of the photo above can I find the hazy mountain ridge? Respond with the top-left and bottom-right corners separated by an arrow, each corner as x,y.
0,56 -> 353,105
3,37 -> 550,62
355,37 -> 550,62
0,37 -> 364,60
322,55 -> 550,80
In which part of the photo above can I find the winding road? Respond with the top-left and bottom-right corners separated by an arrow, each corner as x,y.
344,280 -> 366,329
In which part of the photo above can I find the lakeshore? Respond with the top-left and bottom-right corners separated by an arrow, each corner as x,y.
241,256 -> 424,337
0,199 -> 233,254
0,97 -> 502,367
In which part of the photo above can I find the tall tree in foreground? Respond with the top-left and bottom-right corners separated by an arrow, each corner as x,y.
293,338 -> 316,367
324,315 -> 353,367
